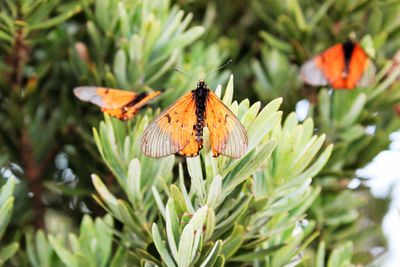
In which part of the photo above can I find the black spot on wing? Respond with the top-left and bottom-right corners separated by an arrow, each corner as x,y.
165,113 -> 171,123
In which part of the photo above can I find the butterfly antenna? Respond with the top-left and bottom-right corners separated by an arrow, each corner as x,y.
174,68 -> 199,81
205,59 -> 232,79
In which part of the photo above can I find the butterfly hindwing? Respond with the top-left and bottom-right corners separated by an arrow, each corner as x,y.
357,59 -> 376,87
177,133 -> 202,157
140,91 -> 197,158
205,90 -> 248,158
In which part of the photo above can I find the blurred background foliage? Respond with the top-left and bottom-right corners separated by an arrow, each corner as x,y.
0,0 -> 399,266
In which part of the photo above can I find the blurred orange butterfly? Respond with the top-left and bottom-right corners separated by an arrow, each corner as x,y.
74,86 -> 161,120
140,80 -> 248,158
300,41 -> 376,90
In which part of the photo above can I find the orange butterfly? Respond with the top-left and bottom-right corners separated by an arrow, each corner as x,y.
140,80 -> 248,158
300,41 -> 376,90
74,86 -> 161,120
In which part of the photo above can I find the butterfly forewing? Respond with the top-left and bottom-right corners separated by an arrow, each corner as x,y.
74,87 -> 137,109
140,91 -> 197,158
205,90 -> 248,158
299,59 -> 329,87
348,44 -> 375,88
301,43 -> 345,88
132,91 -> 161,109
74,87 -> 161,120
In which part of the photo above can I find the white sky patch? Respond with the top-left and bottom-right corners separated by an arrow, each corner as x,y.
347,178 -> 361,189
296,99 -> 310,122
357,130 -> 400,267
365,125 -> 376,135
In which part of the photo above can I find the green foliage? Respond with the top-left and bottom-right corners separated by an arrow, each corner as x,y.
71,0 -> 204,89
47,215 -> 116,267
26,215 -> 125,267
0,178 -> 19,265
0,0 -> 398,266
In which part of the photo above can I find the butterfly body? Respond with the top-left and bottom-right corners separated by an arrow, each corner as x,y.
74,86 -> 161,120
193,81 -> 208,144
342,41 -> 355,76
141,80 -> 248,158
300,41 -> 376,90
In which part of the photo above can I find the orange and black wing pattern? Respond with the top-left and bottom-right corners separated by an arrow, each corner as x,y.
141,80 -> 248,158
74,86 -> 161,120
205,90 -> 248,158
140,91 -> 199,158
300,42 -> 376,90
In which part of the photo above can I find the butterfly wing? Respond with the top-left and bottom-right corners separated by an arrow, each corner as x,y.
131,91 -> 162,109
74,86 -> 138,109
205,90 -> 248,158
356,60 -> 376,87
74,87 -> 161,120
101,91 -> 162,121
350,44 -> 376,88
300,43 -> 344,87
177,133 -> 202,157
140,91 -> 197,158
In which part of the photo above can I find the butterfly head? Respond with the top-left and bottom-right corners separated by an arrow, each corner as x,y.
197,80 -> 207,88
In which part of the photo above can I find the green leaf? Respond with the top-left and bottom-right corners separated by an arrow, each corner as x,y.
0,242 -> 19,264
152,187 -> 166,218
152,224 -> 176,267
166,199 -> 180,259
220,236 -> 244,260
327,242 -> 353,267
223,140 -> 277,197
222,75 -> 234,106
338,93 -> 366,128
110,246 -> 127,267
27,5 -> 82,30
48,235 -> 77,267
91,175 -> 120,219
36,230 -> 52,267
187,157 -> 206,203
259,31 -> 292,53
95,216 -> 113,267
170,185 -> 189,215
165,26 -> 205,52
200,240 -> 222,267
207,175 -> 222,208
177,223 -> 194,267
231,244 -> 286,261
113,50 -> 129,89
204,208 -> 216,240
215,194 -> 251,232
0,197 -> 13,239
127,158 -> 142,205
190,206 -> 208,231
316,241 -> 326,267
0,177 -> 14,207
246,98 -> 282,154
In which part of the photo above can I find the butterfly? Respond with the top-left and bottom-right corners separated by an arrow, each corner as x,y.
300,41 -> 376,90
73,86 -> 161,120
140,80 -> 248,158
